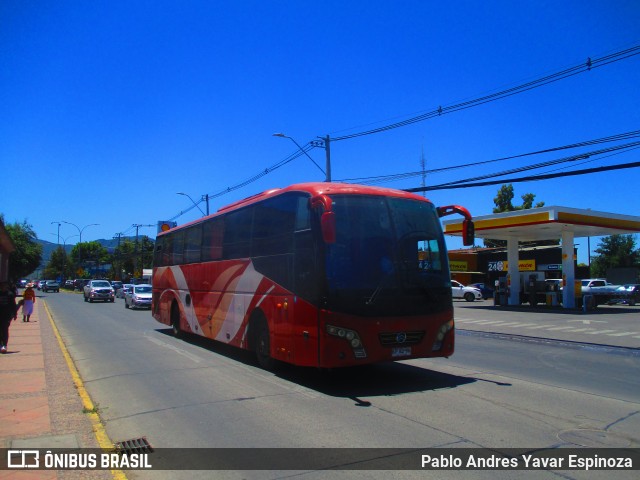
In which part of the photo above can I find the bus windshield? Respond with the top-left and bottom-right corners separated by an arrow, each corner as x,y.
324,195 -> 451,317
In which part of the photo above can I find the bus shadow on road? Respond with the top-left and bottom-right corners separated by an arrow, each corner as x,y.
158,328 -> 477,400
278,361 -> 478,402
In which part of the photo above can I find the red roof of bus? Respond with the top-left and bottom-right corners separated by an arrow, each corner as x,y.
159,182 -> 433,236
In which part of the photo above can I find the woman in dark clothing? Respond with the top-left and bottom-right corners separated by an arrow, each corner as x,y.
0,281 -> 18,353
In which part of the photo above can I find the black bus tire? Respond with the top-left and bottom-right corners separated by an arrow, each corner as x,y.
254,316 -> 275,370
171,302 -> 182,338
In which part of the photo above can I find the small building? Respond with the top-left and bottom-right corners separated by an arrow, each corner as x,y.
449,245 -> 583,287
0,220 -> 16,282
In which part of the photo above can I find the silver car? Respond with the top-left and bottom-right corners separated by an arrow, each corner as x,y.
125,284 -> 153,309
117,284 -> 133,299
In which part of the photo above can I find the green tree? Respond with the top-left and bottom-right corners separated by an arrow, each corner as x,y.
70,241 -> 110,276
112,239 -> 137,279
2,217 -> 43,282
590,234 -> 640,278
492,184 -> 545,214
44,246 -> 72,280
485,184 -> 546,248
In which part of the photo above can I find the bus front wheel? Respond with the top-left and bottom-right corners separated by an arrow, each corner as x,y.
171,302 -> 182,338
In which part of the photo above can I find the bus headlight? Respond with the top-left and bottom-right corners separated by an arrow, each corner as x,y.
326,324 -> 366,358
432,319 -> 454,351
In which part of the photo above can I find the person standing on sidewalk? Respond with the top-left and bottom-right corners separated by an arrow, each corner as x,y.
22,284 -> 36,322
0,281 -> 18,353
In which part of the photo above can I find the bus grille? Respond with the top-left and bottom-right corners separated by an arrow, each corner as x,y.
379,331 -> 425,346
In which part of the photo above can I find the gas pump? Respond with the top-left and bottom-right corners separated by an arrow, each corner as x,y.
495,276 -> 508,305
528,274 -> 538,306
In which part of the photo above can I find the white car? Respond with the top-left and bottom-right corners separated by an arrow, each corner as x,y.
125,284 -> 153,309
451,280 -> 483,302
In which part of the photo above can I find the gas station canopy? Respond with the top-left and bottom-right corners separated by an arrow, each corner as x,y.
442,206 -> 640,308
443,206 -> 640,241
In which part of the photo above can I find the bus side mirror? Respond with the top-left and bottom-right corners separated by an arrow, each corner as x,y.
321,211 -> 336,244
462,219 -> 474,246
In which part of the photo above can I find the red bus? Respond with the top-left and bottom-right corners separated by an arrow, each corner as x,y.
152,182 -> 473,369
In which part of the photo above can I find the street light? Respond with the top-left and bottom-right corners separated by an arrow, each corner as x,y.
51,221 -> 62,245
61,221 -> 99,270
49,234 -> 79,281
177,192 -> 209,216
272,133 -> 330,182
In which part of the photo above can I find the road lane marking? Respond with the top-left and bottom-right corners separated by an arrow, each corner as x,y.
44,300 -> 127,480
144,331 -> 203,363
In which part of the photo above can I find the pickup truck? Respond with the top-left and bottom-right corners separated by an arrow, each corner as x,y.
580,279 -> 620,306
83,280 -> 115,303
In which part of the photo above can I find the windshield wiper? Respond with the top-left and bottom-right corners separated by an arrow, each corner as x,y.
366,282 -> 384,305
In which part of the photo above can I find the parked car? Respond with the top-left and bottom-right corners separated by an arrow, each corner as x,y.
64,280 -> 75,290
19,279 -> 28,288
42,280 -> 60,293
608,284 -> 640,306
125,284 -> 152,309
451,280 -> 483,302
37,280 -> 47,290
117,284 -> 133,299
83,280 -> 115,303
74,279 -> 91,291
469,282 -> 494,300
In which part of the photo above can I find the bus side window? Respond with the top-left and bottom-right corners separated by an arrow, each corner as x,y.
172,231 -> 185,265
184,225 -> 202,264
202,218 -> 224,261
223,207 -> 253,259
154,238 -> 163,267
252,194 -> 297,257
162,235 -> 173,266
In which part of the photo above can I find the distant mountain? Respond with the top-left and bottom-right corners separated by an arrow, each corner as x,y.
36,237 -> 137,262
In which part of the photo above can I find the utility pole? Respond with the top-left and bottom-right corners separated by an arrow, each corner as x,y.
204,194 -> 210,215
113,233 -> 124,280
132,224 -> 153,279
420,145 -> 426,197
324,135 -> 331,182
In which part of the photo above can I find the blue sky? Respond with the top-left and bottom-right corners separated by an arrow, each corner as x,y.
1,0 -> 639,265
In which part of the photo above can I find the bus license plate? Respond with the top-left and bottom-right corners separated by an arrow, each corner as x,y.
392,347 -> 411,357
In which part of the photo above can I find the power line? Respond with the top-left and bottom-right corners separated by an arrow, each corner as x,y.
405,160 -> 640,192
427,141 -> 640,189
330,46 -> 640,141
163,46 -> 639,223
337,129 -> 640,185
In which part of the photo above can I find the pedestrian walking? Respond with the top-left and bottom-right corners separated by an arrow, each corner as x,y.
22,284 -> 36,322
0,281 -> 18,353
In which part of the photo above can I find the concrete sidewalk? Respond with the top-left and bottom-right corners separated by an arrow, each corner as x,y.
0,295 -> 112,479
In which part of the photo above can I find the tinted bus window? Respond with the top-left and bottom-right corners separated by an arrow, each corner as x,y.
154,237 -> 164,267
184,225 -> 202,264
252,194 -> 300,257
202,217 -> 224,261
162,235 -> 173,266
223,207 -> 253,259
172,231 -> 185,265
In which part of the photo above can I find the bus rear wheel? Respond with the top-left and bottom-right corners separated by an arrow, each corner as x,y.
254,317 -> 275,370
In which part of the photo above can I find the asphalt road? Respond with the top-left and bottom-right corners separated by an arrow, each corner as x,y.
42,292 -> 640,480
